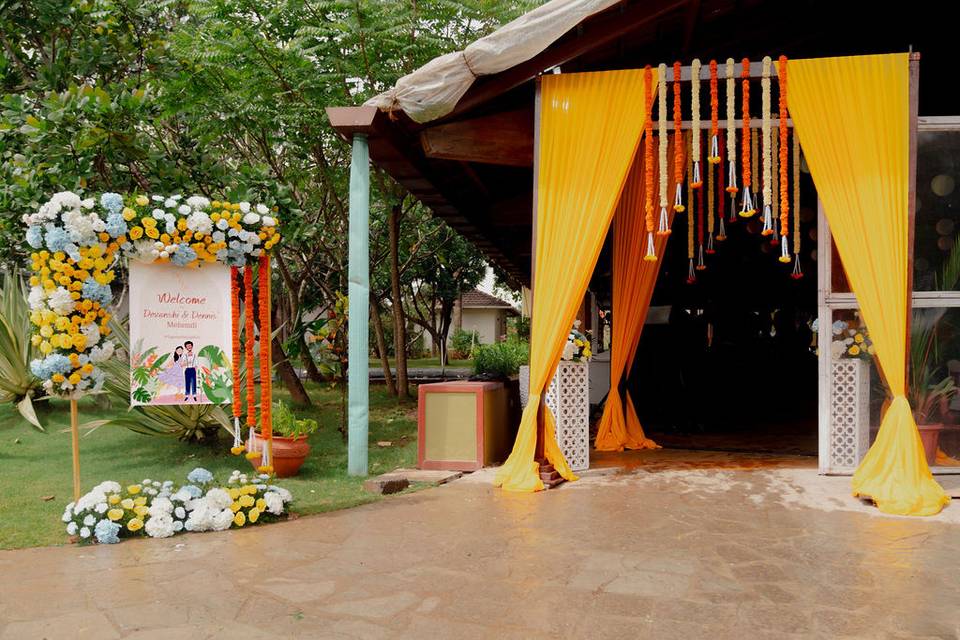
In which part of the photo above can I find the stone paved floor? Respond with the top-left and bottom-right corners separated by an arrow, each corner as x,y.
2,450 -> 959,639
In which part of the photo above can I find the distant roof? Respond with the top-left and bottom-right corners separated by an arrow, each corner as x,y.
461,289 -> 519,312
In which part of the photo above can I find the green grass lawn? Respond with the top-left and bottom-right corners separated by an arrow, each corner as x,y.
0,382 -> 420,550
369,357 -> 473,369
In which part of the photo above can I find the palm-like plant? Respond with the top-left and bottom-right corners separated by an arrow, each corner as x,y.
98,318 -> 233,442
0,272 -> 45,429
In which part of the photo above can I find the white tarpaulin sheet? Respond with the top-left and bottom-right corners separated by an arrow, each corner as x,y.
365,0 -> 622,123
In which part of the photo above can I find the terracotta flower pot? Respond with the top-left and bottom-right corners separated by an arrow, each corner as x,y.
246,431 -> 310,477
916,423 -> 943,467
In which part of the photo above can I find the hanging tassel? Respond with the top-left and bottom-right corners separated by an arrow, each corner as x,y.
687,258 -> 696,284
644,232 -> 657,261
791,253 -> 804,279
245,426 -> 259,462
729,194 -> 738,223
696,244 -> 706,271
691,160 -> 703,188
673,183 -> 685,213
726,160 -> 738,194
706,234 -> 716,255
770,212 -> 780,245
656,206 -> 671,236
740,188 -> 756,217
230,416 -> 244,455
779,236 -> 791,263
716,217 -> 727,241
709,134 -> 720,164
761,203 -> 773,235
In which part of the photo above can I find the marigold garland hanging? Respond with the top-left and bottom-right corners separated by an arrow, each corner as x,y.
673,61 -> 685,213
792,130 -> 804,279
739,58 -> 756,217
717,129 -> 727,241
752,124 -> 759,196
657,63 -> 671,236
725,58 -> 738,197
687,134 -> 696,284
230,267 -> 243,455
778,55 -> 792,263
643,65 -> 657,261
770,131 -> 780,247
696,139 -> 706,271
257,254 -> 273,474
760,56 -> 774,237
244,265 -> 257,433
707,142 -> 716,254
708,60 -> 721,164
690,59 -> 703,188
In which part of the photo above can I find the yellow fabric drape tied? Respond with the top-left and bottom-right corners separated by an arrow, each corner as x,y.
495,69 -> 656,492
594,135 -> 682,452
788,53 -> 948,516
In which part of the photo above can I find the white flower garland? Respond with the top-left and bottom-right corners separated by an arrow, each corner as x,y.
725,58 -> 738,194
690,59 -> 702,187
657,63 -> 670,235
761,56 -> 774,236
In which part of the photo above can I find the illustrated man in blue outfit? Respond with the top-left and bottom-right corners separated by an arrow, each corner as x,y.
182,340 -> 199,402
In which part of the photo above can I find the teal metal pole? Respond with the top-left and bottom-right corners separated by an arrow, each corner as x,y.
347,134 -> 369,476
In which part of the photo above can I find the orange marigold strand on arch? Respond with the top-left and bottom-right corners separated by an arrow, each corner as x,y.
708,60 -> 720,164
258,254 -> 272,441
778,55 -> 790,236
244,264 -> 256,429
230,266 -> 241,419
672,61 -> 685,212
741,58 -> 751,190
643,65 -> 657,261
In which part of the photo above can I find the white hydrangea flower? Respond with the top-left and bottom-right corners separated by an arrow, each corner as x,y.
48,287 -> 76,315
89,341 -> 115,364
242,212 -> 260,226
205,488 -> 232,510
186,211 -> 213,235
145,514 -> 175,538
211,508 -> 234,531
263,492 -> 284,515
83,514 -> 96,526
239,201 -> 251,213
66,522 -> 78,535
178,204 -> 191,215
79,526 -> 91,539
151,195 -> 164,202
80,322 -> 101,345
95,502 -> 108,514
186,196 -> 210,209
256,203 -> 268,214
261,216 -> 276,227
28,286 -> 46,311
93,481 -> 121,494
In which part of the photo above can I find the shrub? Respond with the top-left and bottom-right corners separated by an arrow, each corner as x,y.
449,329 -> 480,359
472,341 -> 529,378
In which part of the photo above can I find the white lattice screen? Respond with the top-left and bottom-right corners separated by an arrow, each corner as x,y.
828,359 -> 871,472
519,362 -> 590,471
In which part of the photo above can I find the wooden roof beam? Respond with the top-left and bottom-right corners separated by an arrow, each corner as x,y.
420,109 -> 533,167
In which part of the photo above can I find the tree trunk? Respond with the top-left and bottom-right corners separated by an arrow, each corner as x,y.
370,295 -> 396,395
388,204 -> 409,398
272,338 -> 312,405
300,335 -> 323,383
438,300 -> 455,368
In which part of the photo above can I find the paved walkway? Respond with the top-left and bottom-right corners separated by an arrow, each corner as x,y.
2,451 -> 959,639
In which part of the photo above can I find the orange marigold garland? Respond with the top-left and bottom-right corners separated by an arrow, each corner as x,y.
657,63 -> 671,236
673,61 -> 685,212
725,58 -> 738,199
244,265 -> 257,436
257,254 -> 273,473
770,128 -> 780,246
643,65 -> 657,261
230,266 -> 243,455
739,58 -> 756,217
706,136 -> 716,254
778,55 -> 791,263
717,129 -> 727,240
708,60 -> 721,164
690,59 -> 703,188
791,129 -> 804,279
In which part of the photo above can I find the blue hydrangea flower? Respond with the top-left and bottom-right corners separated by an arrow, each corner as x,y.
26,226 -> 43,249
65,243 -> 81,262
44,225 -> 69,252
94,519 -> 121,544
31,354 -> 73,379
82,279 -> 113,306
105,214 -> 127,238
170,244 -> 197,267
99,193 -> 124,214
186,468 -> 214,484
181,484 -> 203,498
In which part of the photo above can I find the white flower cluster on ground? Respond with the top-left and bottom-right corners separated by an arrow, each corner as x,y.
61,468 -> 292,544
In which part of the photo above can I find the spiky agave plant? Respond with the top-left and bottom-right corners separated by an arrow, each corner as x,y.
0,271 -> 45,429
98,318 -> 234,442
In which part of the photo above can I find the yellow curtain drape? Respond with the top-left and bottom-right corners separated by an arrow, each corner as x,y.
788,53 -> 948,516
494,69 -> 655,492
594,136 -> 681,451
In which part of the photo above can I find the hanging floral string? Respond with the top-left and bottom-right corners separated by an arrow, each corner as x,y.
708,60 -> 721,165
657,62 -> 671,236
673,61 -> 685,213
230,266 -> 243,455
792,130 -> 804,279
752,122 -> 759,198
717,129 -> 727,240
725,58 -> 738,202
243,264 -> 258,463
760,56 -> 774,236
707,140 -> 716,254
687,134 -> 696,283
643,65 -> 657,261
770,130 -> 780,246
690,59 -> 703,188
778,55 -> 791,263
696,131 -> 706,271
739,58 -> 755,217
257,254 -> 273,474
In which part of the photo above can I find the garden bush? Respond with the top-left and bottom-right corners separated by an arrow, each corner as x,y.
472,341 -> 529,379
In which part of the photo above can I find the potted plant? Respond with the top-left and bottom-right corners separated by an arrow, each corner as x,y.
246,401 -> 318,477
910,319 -> 957,465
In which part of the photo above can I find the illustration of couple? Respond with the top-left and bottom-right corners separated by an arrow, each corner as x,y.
157,341 -> 202,402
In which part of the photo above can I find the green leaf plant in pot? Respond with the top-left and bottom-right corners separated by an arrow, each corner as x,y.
909,313 -> 958,466
247,401 -> 318,477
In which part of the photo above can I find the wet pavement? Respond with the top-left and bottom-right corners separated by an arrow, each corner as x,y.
1,450 -> 959,639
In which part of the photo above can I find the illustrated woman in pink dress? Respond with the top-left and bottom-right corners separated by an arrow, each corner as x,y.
157,346 -> 185,398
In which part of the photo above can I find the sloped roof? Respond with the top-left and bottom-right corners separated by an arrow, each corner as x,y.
462,289 -> 519,312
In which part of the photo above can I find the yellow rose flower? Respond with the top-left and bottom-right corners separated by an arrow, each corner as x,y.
127,484 -> 141,495
228,487 -> 240,500
121,498 -> 135,509
239,494 -> 254,508
848,345 -> 861,356
134,496 -> 147,506
108,494 -> 121,505
51,373 -> 65,383
129,226 -> 144,240
135,195 -> 149,206
230,501 -> 242,513
122,207 -> 137,221
854,333 -> 864,344
145,227 -> 159,239
255,498 -> 266,511
233,511 -> 246,527
68,373 -> 81,385
248,508 -> 260,524
107,508 -> 124,521
127,518 -> 143,532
